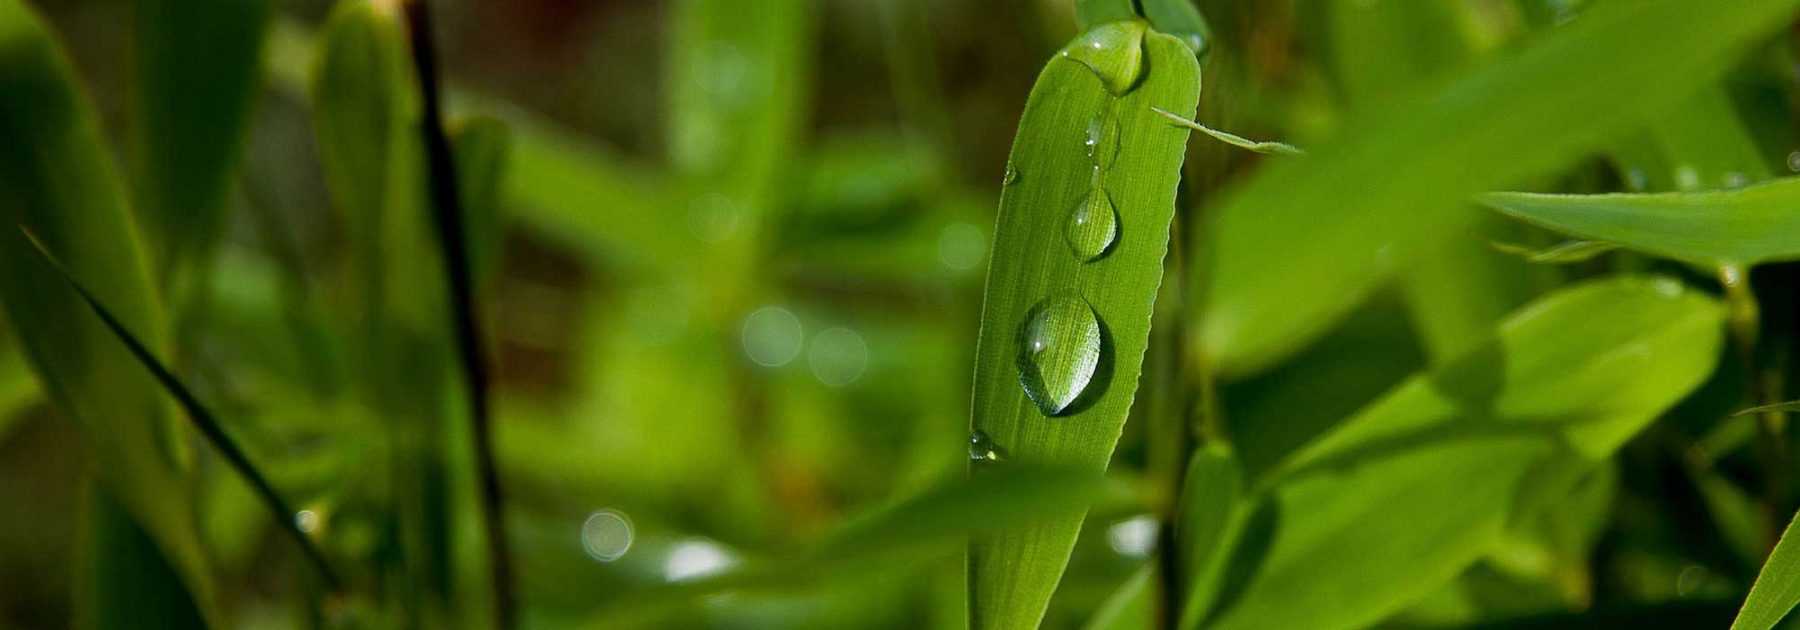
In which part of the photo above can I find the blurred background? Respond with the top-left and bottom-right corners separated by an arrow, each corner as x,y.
3,0 -> 1798,628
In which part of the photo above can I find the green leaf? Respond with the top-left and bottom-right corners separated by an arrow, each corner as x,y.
1193,277 -> 1724,630
451,115 -> 511,288
0,0 -> 212,618
1195,0 -> 1798,377
1075,0 -> 1138,30
78,485 -> 208,630
1082,566 -> 1153,630
1735,400 -> 1800,417
1480,178 -> 1800,268
130,0 -> 268,280
967,24 -> 1199,630
1732,508 -> 1800,630
1175,444 -> 1242,628
1138,0 -> 1211,56
22,229 -> 340,588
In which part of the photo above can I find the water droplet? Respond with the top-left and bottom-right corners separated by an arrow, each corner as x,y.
969,430 -> 1005,463
1788,151 -> 1800,173
1625,168 -> 1648,192
581,509 -> 634,562
1066,188 -> 1119,261
1003,162 -> 1021,186
1017,295 -> 1104,416
1654,278 -> 1684,298
741,306 -> 803,367
1723,171 -> 1748,189
938,222 -> 987,271
1106,515 -> 1159,557
1059,21 -> 1148,95
295,509 -> 323,535
664,539 -> 735,582
1674,166 -> 1701,191
1085,114 -> 1122,168
808,327 -> 869,387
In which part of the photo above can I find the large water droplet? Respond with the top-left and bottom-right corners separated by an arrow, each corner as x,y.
1085,114 -> 1122,168
1059,21 -> 1148,96
969,430 -> 1005,463
1017,295 -> 1103,416
1066,187 -> 1119,261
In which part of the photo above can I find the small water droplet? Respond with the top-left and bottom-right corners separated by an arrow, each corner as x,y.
1003,163 -> 1021,186
808,327 -> 869,387
1674,166 -> 1701,191
295,509 -> 323,535
1625,169 -> 1648,192
969,430 -> 1005,463
1654,278 -> 1684,298
581,509 -> 634,562
1106,515 -> 1159,557
664,539 -> 735,582
1017,295 -> 1104,416
741,306 -> 803,367
1723,171 -> 1748,189
1085,114 -> 1122,168
1059,21 -> 1148,95
1065,188 -> 1119,261
1788,151 -> 1800,173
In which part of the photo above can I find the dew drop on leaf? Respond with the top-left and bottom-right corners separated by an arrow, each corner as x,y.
969,429 -> 1005,463
1017,295 -> 1103,416
1003,162 -> 1020,186
1085,113 -> 1122,169
1066,187 -> 1119,262
1059,20 -> 1148,96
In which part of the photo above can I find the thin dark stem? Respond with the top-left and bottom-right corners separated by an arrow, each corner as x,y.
20,228 -> 342,589
399,3 -> 516,627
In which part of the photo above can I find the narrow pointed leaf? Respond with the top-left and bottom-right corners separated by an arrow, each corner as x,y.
23,229 -> 340,587
1195,0 -> 1799,377
1480,178 -> 1800,267
968,24 -> 1199,630
1195,277 -> 1723,630
1731,508 -> 1800,630
0,0 -> 213,617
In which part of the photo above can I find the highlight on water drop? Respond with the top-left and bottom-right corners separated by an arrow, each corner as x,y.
1016,294 -> 1105,417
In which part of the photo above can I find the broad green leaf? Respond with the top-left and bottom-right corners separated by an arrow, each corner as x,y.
1175,444 -> 1241,626
1194,277 -> 1724,630
968,24 -> 1199,630
1480,177 -> 1800,268
1733,508 -> 1800,630
451,115 -> 511,288
0,0 -> 212,620
78,485 -> 208,630
1195,0 -> 1798,377
130,0 -> 268,280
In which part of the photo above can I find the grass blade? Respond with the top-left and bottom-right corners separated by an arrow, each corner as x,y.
1480,178 -> 1800,267
968,21 -> 1199,630
0,0 -> 214,619
21,228 -> 342,589
1194,0 -> 1799,377
1732,508 -> 1800,630
1151,107 -> 1302,155
399,2 -> 515,627
130,0 -> 268,281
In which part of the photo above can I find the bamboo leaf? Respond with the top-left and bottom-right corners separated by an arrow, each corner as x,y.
22,228 -> 341,588
0,0 -> 213,620
1731,508 -> 1800,630
1480,178 -> 1800,267
968,23 -> 1199,630
451,115 -> 510,288
1075,0 -> 1138,30
1195,0 -> 1799,377
1082,567 -> 1153,630
1193,277 -> 1724,630
1138,0 -> 1211,56
130,0 -> 268,279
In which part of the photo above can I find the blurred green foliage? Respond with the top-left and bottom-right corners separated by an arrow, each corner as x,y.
4,0 -> 1800,629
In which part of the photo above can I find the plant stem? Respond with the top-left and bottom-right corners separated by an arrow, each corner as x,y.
400,2 -> 516,627
1721,264 -> 1787,549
